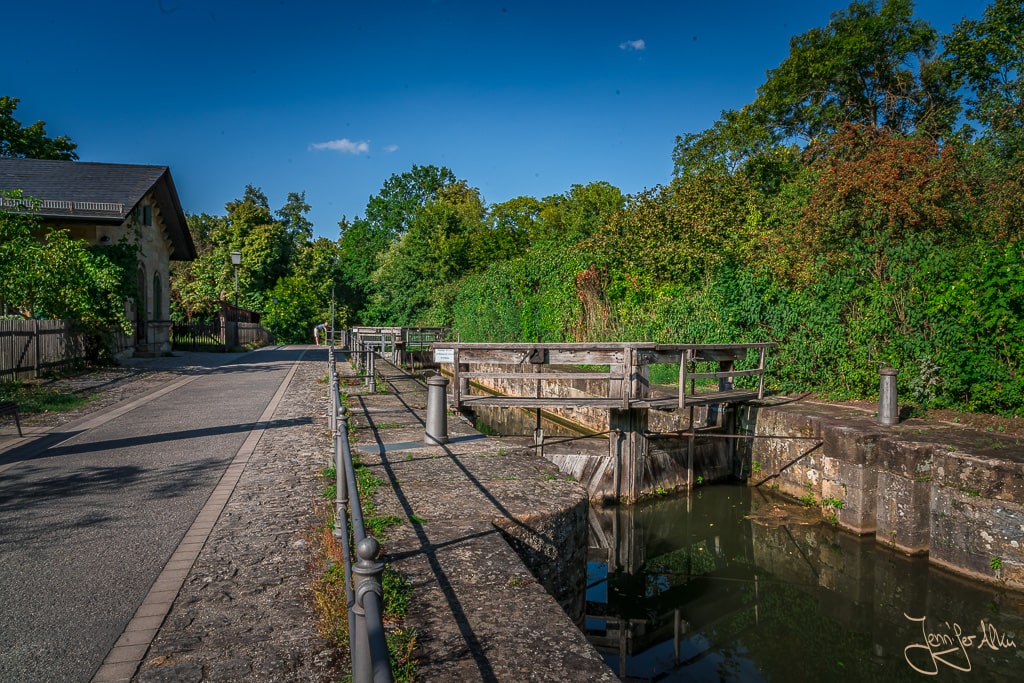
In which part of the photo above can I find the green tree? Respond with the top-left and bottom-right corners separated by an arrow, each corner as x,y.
0,96 -> 78,160
264,236 -> 346,342
364,164 -> 457,240
945,0 -> 1024,157
339,165 -> 459,321
753,0 -> 958,141
276,190 -> 314,242
535,181 -> 625,245
1,192 -> 134,357
364,180 -> 486,325
171,213 -> 227,321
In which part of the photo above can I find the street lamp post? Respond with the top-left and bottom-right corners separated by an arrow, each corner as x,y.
230,251 -> 242,308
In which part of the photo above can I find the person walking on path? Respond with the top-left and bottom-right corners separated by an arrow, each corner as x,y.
314,321 -> 329,346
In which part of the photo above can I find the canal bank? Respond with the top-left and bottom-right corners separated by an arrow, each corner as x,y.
447,359 -> 1024,594
742,398 -> 1024,592
347,340 -> 1022,679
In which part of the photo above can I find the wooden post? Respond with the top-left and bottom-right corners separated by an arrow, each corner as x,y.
757,346 -> 767,399
452,348 -> 465,409
33,318 -> 40,379
687,405 -> 695,490
608,405 -> 647,503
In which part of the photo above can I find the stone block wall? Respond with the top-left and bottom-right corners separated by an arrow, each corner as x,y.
930,450 -> 1024,588
746,400 -> 1024,591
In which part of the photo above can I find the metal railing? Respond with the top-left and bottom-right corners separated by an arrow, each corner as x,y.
348,327 -> 450,369
347,334 -> 380,392
326,345 -> 394,683
0,197 -> 124,213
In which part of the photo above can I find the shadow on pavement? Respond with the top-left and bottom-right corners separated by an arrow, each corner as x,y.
0,417 -> 311,471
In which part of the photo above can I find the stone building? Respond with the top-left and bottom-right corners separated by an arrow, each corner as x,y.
0,158 -> 196,355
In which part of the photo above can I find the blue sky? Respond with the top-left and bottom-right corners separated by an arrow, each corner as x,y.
3,0 -> 990,239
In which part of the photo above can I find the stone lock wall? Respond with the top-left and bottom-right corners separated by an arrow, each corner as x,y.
745,400 -> 1024,592
492,496 -> 589,623
462,365 -> 739,501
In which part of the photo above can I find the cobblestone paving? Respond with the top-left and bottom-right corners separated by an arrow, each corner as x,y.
341,357 -> 618,683
134,351 -> 345,683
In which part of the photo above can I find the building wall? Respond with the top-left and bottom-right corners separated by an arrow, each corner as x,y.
55,193 -> 175,355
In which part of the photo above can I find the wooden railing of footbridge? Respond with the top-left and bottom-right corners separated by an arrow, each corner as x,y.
431,342 -> 774,501
431,342 -> 773,411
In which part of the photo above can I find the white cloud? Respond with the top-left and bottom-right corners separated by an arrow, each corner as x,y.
384,144 -> 399,153
309,138 -> 370,154
619,39 -> 645,51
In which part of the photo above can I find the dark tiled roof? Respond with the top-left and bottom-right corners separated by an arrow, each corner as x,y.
0,158 -> 196,260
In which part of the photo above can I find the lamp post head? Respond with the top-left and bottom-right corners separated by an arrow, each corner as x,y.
230,251 -> 242,267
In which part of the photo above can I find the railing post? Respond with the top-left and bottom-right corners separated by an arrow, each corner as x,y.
334,406 -> 349,538
425,375 -> 449,445
878,366 -> 899,425
33,318 -> 40,379
328,371 -> 337,435
352,537 -> 385,683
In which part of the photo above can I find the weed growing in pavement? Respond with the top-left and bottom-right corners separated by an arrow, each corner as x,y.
387,626 -> 418,683
310,462 -> 417,681
368,515 -> 404,536
310,522 -> 349,645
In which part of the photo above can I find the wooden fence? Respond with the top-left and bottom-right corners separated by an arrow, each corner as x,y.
237,322 -> 274,349
0,319 -> 87,382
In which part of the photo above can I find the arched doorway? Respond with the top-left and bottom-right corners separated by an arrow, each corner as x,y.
152,272 -> 162,322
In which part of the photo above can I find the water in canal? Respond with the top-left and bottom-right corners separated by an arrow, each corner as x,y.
585,484 -> 1024,682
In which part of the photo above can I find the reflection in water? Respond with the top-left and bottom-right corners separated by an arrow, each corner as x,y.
585,485 -> 1024,682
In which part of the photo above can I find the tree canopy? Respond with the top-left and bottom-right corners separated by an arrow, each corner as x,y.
12,1 -> 1022,413
0,96 -> 78,160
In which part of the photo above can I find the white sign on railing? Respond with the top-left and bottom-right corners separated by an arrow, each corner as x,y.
434,348 -> 455,363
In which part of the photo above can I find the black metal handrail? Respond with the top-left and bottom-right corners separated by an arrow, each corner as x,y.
327,345 -> 394,683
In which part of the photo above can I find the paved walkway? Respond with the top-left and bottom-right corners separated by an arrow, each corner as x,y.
0,347 -> 341,683
1,347 -> 620,682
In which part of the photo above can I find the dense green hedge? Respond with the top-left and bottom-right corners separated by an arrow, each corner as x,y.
449,236 -> 1023,415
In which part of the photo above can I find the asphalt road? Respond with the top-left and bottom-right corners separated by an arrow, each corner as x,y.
0,347 -> 302,683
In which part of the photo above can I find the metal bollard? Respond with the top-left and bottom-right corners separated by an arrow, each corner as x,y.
878,366 -> 899,425
425,375 -> 449,445
367,352 -> 376,393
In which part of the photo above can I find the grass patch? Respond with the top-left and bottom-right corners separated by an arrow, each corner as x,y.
368,515 -> 404,536
0,381 -> 90,414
